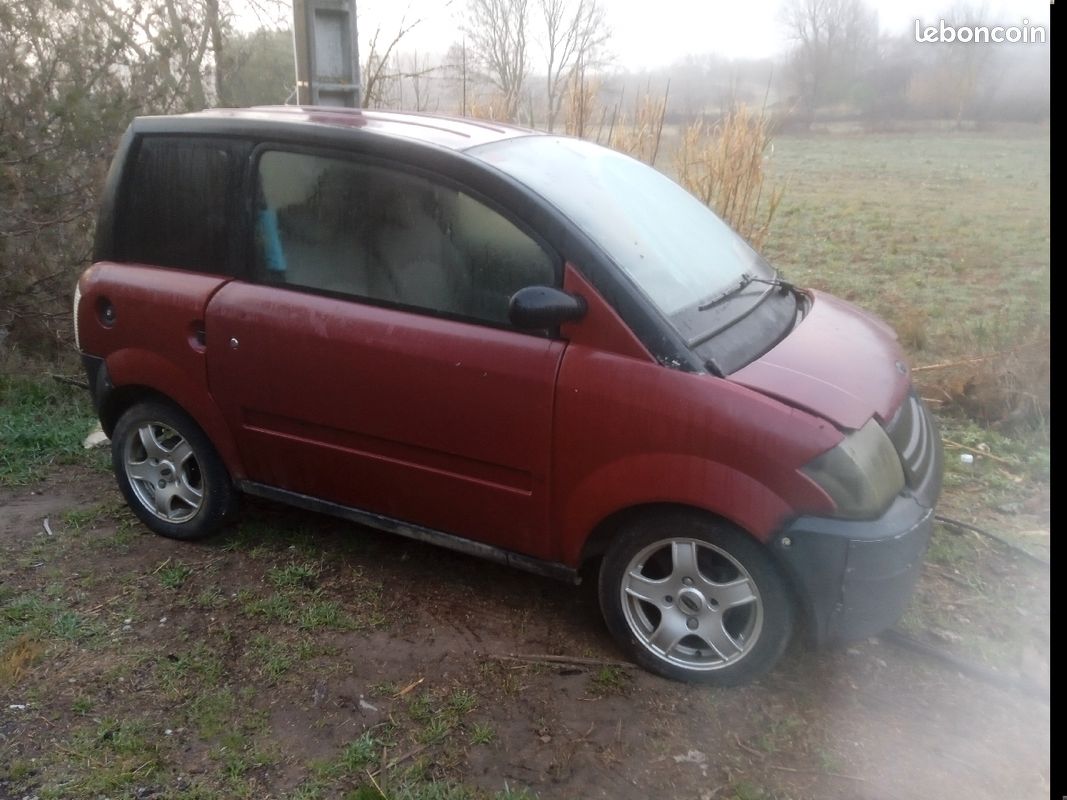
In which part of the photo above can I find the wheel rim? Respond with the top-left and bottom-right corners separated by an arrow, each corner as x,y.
123,421 -> 204,523
620,538 -> 763,671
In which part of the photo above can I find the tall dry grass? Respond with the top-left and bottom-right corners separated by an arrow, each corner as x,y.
560,84 -> 783,251
673,106 -> 784,251
914,328 -> 1050,431
606,92 -> 668,166
563,73 -> 600,139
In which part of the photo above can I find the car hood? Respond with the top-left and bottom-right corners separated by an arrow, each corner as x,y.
728,291 -> 912,430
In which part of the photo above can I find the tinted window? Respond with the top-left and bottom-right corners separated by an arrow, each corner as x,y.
120,137 -> 236,273
254,150 -> 556,325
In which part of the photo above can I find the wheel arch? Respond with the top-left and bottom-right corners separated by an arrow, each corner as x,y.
579,501 -> 816,643
96,349 -> 246,480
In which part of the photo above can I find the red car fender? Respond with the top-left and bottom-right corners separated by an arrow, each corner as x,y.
556,452 -> 802,566
555,265 -> 840,567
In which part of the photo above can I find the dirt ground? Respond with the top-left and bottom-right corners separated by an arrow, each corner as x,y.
0,464 -> 1051,800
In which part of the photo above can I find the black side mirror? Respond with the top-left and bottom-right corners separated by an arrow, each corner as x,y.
508,286 -> 587,330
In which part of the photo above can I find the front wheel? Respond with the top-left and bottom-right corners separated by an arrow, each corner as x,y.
598,512 -> 794,685
111,401 -> 236,541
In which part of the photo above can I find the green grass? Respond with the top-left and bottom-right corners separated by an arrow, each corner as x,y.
62,503 -> 112,531
0,592 -> 101,645
765,131 -> 1049,361
159,562 -> 194,589
0,374 -> 99,485
297,600 -> 358,631
269,561 -> 321,590
588,665 -> 630,696
38,717 -> 163,797
469,722 -> 495,745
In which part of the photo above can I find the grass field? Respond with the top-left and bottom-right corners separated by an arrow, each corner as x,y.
0,128 -> 1051,800
765,128 -> 1050,527
765,130 -> 1050,428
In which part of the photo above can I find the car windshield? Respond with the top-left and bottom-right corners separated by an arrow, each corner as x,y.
469,136 -> 774,326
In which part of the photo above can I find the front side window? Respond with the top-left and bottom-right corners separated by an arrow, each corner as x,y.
254,150 -> 556,326
120,137 -> 236,274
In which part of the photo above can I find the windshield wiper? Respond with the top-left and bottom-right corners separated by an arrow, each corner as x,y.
697,271 -> 794,312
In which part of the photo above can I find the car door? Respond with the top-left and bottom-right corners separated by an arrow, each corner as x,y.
205,147 -> 564,558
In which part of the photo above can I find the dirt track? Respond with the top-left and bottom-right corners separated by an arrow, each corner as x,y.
0,465 -> 1051,799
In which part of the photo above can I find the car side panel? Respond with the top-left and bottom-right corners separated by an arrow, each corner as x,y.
552,265 -> 841,566
204,281 -> 564,557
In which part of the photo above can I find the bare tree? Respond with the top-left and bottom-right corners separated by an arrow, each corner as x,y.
540,0 -> 609,130
780,0 -> 877,117
463,0 -> 530,120
362,15 -> 425,107
0,0 -> 272,357
907,2 -> 997,125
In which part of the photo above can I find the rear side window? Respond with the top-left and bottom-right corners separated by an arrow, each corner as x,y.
253,149 -> 557,326
119,137 -> 239,274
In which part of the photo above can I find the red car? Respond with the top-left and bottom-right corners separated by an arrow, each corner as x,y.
75,107 -> 942,684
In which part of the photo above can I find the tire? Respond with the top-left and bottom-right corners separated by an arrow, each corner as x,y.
598,511 -> 793,685
111,401 -> 236,541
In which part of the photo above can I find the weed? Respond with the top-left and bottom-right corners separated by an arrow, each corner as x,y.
248,634 -> 295,682
243,592 -> 295,623
157,645 -> 225,696
446,687 -> 478,715
190,687 -> 237,738
732,781 -> 770,800
159,562 -> 194,589
589,665 -> 629,696
42,716 -> 163,796
339,731 -> 381,772
469,722 -> 495,745
196,587 -> 225,609
269,562 -> 320,590
0,635 -> 44,686
62,503 -> 110,531
407,691 -> 435,723
0,593 -> 100,645
419,715 -> 452,745
298,600 -> 357,631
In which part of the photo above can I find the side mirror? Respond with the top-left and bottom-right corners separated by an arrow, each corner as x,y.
508,286 -> 587,330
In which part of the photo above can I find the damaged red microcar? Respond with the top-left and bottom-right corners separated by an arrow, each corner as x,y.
76,107 -> 942,684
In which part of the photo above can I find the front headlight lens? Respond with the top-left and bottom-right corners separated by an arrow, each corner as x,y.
803,419 -> 905,519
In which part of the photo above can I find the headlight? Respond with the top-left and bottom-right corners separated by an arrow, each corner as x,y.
803,419 -> 905,519
73,282 -> 82,351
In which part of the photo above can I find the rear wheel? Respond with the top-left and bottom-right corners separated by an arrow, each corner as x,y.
598,512 -> 793,684
111,401 -> 235,540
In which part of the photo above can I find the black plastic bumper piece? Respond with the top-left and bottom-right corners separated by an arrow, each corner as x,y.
773,494 -> 934,645
81,354 -> 111,416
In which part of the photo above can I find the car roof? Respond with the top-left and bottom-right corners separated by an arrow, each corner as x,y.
141,106 -> 539,151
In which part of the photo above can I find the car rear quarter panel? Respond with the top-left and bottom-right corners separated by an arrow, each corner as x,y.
554,267 -> 841,566
77,263 -> 245,477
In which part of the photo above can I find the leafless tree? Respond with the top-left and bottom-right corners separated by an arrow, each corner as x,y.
780,0 -> 877,117
908,2 -> 997,125
463,0 -> 530,120
362,15 -> 425,107
539,0 -> 609,130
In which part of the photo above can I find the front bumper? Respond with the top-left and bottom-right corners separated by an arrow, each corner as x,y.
773,493 -> 934,644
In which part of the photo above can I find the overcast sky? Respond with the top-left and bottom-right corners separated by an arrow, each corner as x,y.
332,0 -> 1051,68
